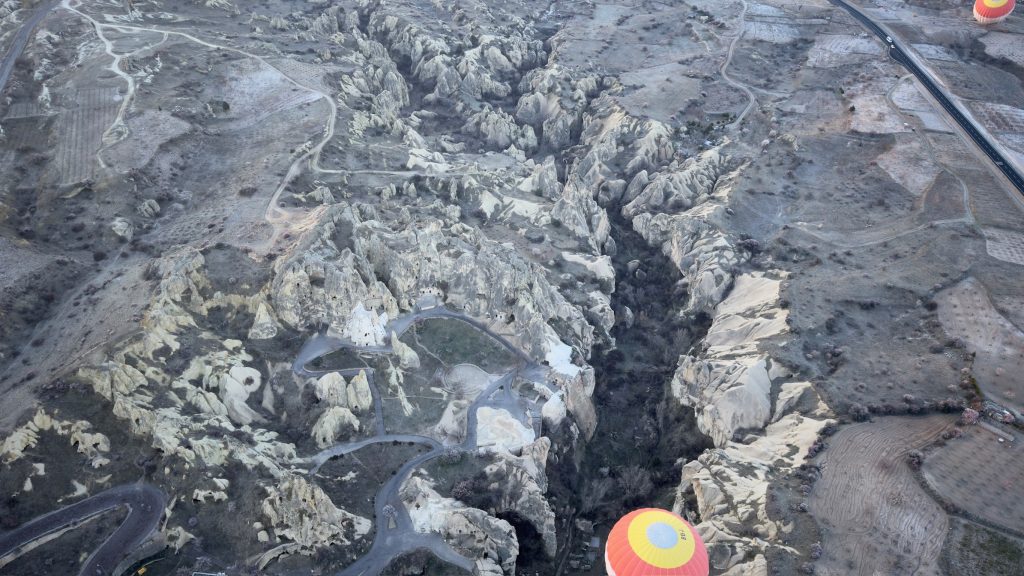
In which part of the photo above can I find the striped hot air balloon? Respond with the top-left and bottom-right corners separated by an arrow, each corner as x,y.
974,0 -> 1016,24
604,508 -> 709,576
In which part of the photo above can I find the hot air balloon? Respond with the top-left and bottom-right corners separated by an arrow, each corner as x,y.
604,508 -> 709,576
975,0 -> 1016,24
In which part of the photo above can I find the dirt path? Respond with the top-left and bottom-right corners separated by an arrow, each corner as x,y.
721,0 -> 755,129
810,415 -> 955,576
60,0 -> 340,251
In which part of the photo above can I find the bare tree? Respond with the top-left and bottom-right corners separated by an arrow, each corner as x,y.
581,477 -> 616,513
616,465 -> 653,502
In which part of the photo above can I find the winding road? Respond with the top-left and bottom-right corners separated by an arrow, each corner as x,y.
0,483 -> 166,576
722,0 -> 755,129
299,305 -> 552,575
827,0 -> 1024,197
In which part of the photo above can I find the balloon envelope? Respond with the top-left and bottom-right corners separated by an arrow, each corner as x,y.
975,0 -> 1016,23
604,508 -> 709,576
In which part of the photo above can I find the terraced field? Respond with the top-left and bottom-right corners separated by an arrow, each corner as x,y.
55,87 -> 120,185
810,415 -> 954,576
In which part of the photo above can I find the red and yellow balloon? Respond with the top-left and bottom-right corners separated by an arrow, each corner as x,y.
974,0 -> 1016,24
604,508 -> 709,576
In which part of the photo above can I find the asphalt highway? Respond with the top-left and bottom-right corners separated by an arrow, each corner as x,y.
0,1 -> 60,96
0,483 -> 166,576
827,0 -> 1024,196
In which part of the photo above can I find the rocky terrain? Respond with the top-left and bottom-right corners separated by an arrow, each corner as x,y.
1,1 -> 1023,575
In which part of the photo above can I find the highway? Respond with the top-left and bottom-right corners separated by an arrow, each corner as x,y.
0,483 -> 166,576
0,1 -> 60,96
827,0 -> 1024,196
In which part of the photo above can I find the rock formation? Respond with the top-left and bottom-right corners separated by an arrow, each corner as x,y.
261,475 -> 371,554
402,474 -> 518,576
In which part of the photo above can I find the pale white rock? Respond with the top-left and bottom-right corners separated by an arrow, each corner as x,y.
78,362 -> 148,401
476,407 -> 535,453
314,373 -> 348,407
312,406 -> 360,448
110,217 -> 134,241
517,156 -> 561,199
391,331 -> 420,369
248,302 -> 279,340
482,438 -> 557,557
402,475 -> 518,575
541,391 -> 567,428
466,107 -> 537,153
193,489 -> 228,503
560,252 -> 615,292
312,204 -> 595,363
218,366 -> 264,426
680,413 -> 830,570
137,199 -> 160,218
622,150 -> 726,219
0,410 -> 110,466
544,335 -> 581,378
773,381 -> 814,423
674,355 -> 772,447
706,273 -> 788,356
65,480 -> 88,500
344,302 -> 388,347
347,370 -> 373,414
720,555 -> 768,576
435,399 -> 470,443
261,475 -> 370,555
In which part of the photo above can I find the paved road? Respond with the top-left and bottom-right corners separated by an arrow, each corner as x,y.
298,305 -> 551,575
828,0 -> 1024,196
0,483 -> 166,576
0,1 -> 59,96
308,434 -> 441,474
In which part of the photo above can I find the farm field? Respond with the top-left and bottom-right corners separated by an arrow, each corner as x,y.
810,415 -> 954,576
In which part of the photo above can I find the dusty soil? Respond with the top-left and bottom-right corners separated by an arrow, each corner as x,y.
922,425 -> 1024,534
809,415 -> 954,576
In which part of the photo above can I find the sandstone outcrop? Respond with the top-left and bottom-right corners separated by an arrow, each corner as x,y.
1,409 -> 110,467
402,474 -> 518,576
261,475 -> 371,554
482,438 -> 557,558
670,272 -> 834,574
311,406 -> 360,449
314,372 -> 348,407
